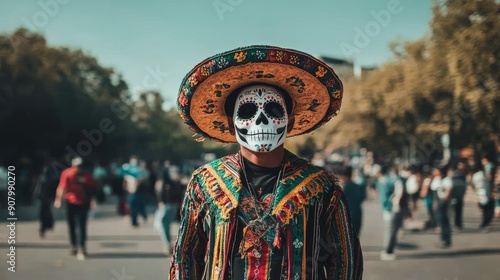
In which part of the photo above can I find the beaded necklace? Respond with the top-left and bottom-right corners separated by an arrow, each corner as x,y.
238,154 -> 284,258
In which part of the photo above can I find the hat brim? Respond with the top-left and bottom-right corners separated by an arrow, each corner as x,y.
178,46 -> 343,143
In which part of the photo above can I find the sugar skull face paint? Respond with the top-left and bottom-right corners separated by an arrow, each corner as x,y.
233,85 -> 288,152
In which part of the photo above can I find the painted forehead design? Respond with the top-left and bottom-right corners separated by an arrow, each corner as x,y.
237,86 -> 285,103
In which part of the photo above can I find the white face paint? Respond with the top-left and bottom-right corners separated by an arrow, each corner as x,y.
233,85 -> 288,152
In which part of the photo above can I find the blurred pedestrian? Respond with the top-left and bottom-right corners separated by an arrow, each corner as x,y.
483,155 -> 498,219
353,168 -> 368,193
367,163 -> 382,200
170,46 -> 363,279
54,157 -> 95,260
420,171 -> 437,230
108,162 -> 127,215
33,162 -> 58,238
121,156 -> 148,227
149,160 -> 161,195
0,162 -> 7,208
471,158 -> 495,232
155,160 -> 182,255
482,155 -> 495,186
92,161 -> 108,203
435,167 -> 453,248
451,161 -> 467,230
341,166 -> 366,236
494,166 -> 500,218
405,166 -> 421,220
376,165 -> 409,261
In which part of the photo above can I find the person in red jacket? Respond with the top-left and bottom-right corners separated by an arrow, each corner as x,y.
54,157 -> 94,260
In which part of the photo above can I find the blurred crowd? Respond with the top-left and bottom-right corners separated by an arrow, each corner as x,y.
0,156 -> 193,259
0,150 -> 498,261
331,151 -> 500,261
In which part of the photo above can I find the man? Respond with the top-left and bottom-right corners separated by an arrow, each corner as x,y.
405,166 -> 421,220
436,167 -> 453,247
33,161 -> 58,238
92,161 -> 108,203
340,166 -> 366,236
482,155 -> 495,186
471,158 -> 495,231
375,165 -> 409,260
121,156 -> 148,227
54,157 -> 94,260
451,161 -> 467,230
170,46 -> 363,279
155,160 -> 182,255
482,155 -> 497,216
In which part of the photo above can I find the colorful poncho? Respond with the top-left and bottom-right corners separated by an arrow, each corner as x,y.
169,151 -> 363,279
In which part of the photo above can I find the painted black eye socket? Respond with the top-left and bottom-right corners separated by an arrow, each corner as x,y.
264,102 -> 284,119
237,103 -> 258,120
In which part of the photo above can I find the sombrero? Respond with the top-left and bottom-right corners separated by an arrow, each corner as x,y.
177,45 -> 343,143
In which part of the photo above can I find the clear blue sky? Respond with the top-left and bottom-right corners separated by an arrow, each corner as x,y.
1,0 -> 433,108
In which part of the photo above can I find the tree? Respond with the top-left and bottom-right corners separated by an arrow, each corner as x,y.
319,0 -> 500,164
429,0 -> 500,156
0,28 -> 133,166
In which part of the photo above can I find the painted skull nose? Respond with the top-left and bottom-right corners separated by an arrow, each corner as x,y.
255,112 -> 269,125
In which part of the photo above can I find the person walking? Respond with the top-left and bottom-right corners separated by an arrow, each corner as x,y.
54,157 -> 94,260
471,159 -> 495,232
341,166 -> 366,236
420,171 -> 437,231
451,161 -> 467,230
121,156 -> 148,227
376,165 -> 409,261
170,46 -> 363,279
434,167 -> 453,248
405,166 -> 421,220
33,163 -> 58,238
155,161 -> 182,255
482,155 -> 495,187
92,161 -> 108,203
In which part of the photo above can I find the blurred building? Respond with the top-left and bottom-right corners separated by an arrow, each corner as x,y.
319,56 -> 378,81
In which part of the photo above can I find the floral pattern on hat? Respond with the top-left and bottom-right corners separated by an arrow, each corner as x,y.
177,45 -> 343,143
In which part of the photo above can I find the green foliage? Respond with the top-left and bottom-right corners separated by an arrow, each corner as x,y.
4,0 -> 499,168
0,29 -> 132,165
323,0 -> 500,163
0,28 -> 235,166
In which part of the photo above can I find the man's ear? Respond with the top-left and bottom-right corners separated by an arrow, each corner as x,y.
227,117 -> 235,135
287,115 -> 295,133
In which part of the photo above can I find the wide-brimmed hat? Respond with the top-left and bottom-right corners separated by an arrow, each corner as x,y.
177,45 -> 343,143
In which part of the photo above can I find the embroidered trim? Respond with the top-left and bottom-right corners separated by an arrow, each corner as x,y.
199,164 -> 240,220
194,152 -> 338,225
272,171 -> 332,225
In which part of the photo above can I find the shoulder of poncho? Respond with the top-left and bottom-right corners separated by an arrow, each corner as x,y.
272,155 -> 342,224
190,155 -> 240,220
285,155 -> 339,187
192,154 -> 238,178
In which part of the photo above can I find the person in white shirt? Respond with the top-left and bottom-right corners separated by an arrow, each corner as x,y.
405,166 -> 421,219
471,159 -> 494,231
432,167 -> 453,248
